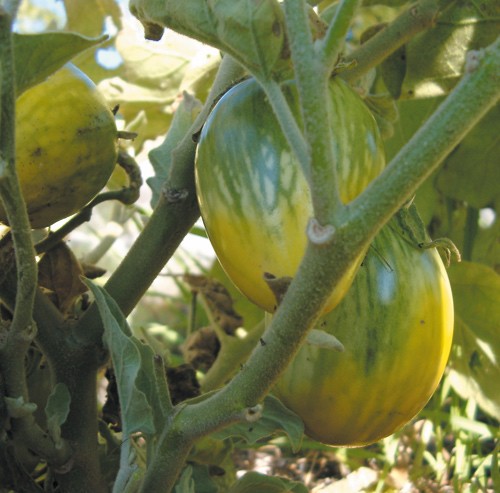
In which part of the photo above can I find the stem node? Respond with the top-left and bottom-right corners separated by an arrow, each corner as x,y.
244,404 -> 263,422
307,218 -> 336,245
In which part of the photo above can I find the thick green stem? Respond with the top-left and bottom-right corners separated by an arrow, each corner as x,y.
284,0 -> 343,224
139,428 -> 193,493
52,361 -> 107,493
346,38 -> 500,239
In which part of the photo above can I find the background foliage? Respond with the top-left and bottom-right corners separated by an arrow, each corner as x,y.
0,0 -> 498,492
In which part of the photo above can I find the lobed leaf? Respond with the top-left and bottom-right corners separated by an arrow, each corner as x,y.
86,280 -> 169,436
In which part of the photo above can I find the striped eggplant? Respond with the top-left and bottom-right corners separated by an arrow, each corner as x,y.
273,218 -> 454,447
195,77 -> 385,313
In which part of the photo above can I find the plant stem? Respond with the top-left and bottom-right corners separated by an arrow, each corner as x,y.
341,0 -> 446,84
0,3 -> 69,470
284,0 -> 343,225
319,0 -> 362,76
0,2 -> 37,340
52,362 -> 108,493
346,39 -> 500,239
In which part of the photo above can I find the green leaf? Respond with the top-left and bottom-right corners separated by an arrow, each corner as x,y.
129,0 -> 286,78
400,0 -> 500,98
228,471 -> 308,493
44,383 -> 71,449
211,395 -> 304,452
13,32 -> 107,96
86,280 -> 168,436
447,261 -> 500,420
147,92 -> 203,207
435,104 -> 500,208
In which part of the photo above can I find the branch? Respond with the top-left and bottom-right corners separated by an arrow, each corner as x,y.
0,6 -> 55,468
341,0 -> 447,84
284,0 -> 344,224
347,40 -> 500,237
319,0 -> 363,76
0,3 -> 37,341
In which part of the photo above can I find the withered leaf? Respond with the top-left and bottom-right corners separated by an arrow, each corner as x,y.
38,242 -> 88,314
183,274 -> 243,334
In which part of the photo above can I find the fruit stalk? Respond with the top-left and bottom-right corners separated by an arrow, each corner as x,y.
319,0 -> 362,77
